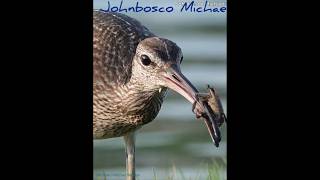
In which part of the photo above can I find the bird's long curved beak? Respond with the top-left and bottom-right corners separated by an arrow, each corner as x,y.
163,65 -> 221,147
163,65 -> 203,110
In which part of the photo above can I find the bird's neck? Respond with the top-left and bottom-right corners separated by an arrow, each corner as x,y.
120,80 -> 167,121
122,79 -> 166,102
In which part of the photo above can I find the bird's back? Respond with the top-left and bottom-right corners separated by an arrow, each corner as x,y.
93,11 -> 154,85
93,11 -> 164,139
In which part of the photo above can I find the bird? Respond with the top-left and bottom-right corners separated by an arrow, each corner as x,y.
93,10 -> 223,180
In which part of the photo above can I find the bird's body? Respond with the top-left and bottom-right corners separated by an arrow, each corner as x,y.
93,11 -> 167,139
93,78 -> 167,138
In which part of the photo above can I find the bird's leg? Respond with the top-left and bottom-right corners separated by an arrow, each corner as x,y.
124,131 -> 136,180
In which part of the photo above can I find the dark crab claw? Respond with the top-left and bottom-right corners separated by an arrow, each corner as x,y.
202,101 -> 221,147
192,85 -> 226,147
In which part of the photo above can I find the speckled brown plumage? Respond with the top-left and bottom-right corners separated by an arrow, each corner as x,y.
93,11 -> 172,139
93,11 -> 154,85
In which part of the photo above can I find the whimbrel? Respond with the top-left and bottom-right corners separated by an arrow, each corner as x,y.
93,10 -> 225,180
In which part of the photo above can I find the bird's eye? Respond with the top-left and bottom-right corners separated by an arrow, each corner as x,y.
141,55 -> 151,66
180,56 -> 183,64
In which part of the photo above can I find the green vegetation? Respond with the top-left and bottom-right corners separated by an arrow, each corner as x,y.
154,161 -> 226,180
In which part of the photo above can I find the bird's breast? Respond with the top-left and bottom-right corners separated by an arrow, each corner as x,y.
124,89 -> 166,125
93,85 -> 167,138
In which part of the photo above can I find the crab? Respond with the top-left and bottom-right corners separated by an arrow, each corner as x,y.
192,85 -> 227,147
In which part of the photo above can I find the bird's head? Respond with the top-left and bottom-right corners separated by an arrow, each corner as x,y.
132,37 -> 223,146
131,37 -> 204,115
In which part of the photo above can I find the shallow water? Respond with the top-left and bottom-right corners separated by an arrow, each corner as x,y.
93,0 -> 227,179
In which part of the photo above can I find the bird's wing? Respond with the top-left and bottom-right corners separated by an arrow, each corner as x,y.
93,11 -> 155,86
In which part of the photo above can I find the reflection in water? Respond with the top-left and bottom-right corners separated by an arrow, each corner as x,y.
94,0 -> 226,179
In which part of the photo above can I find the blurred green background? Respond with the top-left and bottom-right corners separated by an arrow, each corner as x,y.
93,0 -> 226,179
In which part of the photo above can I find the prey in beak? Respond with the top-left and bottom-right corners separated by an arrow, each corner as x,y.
193,85 -> 227,147
163,65 -> 226,147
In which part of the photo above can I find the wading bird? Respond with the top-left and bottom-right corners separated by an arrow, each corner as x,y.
93,10 -> 224,180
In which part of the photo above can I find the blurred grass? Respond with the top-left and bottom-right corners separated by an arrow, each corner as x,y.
93,161 -> 227,180
149,160 -> 226,180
